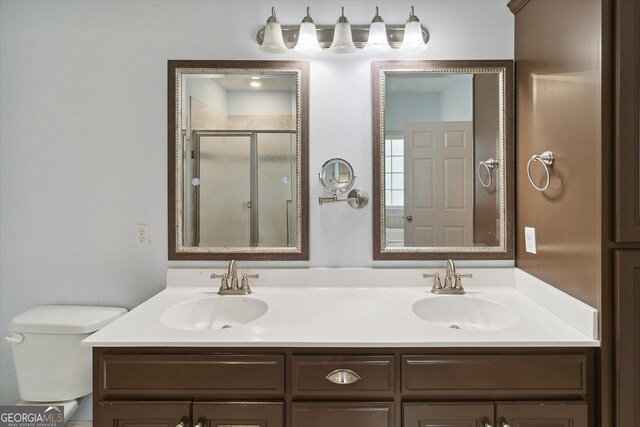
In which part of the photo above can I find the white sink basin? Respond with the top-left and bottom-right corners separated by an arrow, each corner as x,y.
161,297 -> 268,331
412,296 -> 520,331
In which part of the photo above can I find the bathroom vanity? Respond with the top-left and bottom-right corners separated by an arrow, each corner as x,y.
85,268 -> 598,427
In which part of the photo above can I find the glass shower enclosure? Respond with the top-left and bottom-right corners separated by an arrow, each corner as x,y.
185,130 -> 297,248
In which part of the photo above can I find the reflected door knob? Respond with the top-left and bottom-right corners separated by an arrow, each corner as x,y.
406,215 -> 413,222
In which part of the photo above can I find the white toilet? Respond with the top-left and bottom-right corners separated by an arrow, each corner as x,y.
5,305 -> 127,423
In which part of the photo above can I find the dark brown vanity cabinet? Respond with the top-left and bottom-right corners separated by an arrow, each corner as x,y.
403,402 -> 588,427
613,0 -> 640,425
94,348 -> 595,427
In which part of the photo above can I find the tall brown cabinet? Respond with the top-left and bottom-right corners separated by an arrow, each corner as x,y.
613,0 -> 640,425
509,0 -> 639,426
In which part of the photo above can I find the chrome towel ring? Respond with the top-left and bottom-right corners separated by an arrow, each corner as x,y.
526,151 -> 554,191
477,158 -> 499,188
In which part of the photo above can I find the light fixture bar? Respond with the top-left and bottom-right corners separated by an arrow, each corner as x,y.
257,24 -> 429,50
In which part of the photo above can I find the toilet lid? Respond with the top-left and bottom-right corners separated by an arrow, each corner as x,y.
9,305 -> 127,334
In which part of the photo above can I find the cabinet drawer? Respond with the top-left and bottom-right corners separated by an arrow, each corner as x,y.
99,353 -> 285,397
291,355 -> 395,396
402,354 -> 586,398
292,402 -> 394,427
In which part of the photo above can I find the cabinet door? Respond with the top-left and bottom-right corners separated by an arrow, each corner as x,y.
193,402 -> 283,427
614,0 -> 640,242
496,402 -> 588,427
97,401 -> 190,427
292,402 -> 393,427
615,251 -> 640,426
403,403 -> 494,427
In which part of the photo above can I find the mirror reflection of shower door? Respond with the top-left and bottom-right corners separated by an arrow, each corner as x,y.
256,132 -> 296,247
192,131 -> 296,248
196,133 -> 252,247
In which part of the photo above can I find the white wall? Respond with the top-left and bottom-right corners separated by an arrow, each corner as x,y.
0,0 -> 513,419
440,74 -> 474,121
385,92 -> 441,131
186,77 -> 229,114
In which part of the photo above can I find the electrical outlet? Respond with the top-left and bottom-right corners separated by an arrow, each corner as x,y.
525,226 -> 536,254
135,224 -> 149,247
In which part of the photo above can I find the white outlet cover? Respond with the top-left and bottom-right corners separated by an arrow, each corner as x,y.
135,224 -> 149,247
525,226 -> 536,254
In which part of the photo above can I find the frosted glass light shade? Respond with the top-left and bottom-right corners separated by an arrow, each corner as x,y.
294,22 -> 321,54
261,21 -> 288,54
400,21 -> 427,53
330,22 -> 357,54
364,21 -> 391,53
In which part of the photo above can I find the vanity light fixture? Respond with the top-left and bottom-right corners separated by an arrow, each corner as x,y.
250,81 -> 262,88
330,7 -> 357,54
257,5 -> 429,54
364,7 -> 391,53
294,7 -> 322,54
400,6 -> 428,53
260,7 -> 288,54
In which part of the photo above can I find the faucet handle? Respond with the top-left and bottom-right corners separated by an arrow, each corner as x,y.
423,272 -> 442,291
211,273 -> 229,290
453,272 -> 472,290
241,273 -> 259,292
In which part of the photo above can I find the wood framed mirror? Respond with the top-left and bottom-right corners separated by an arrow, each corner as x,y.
169,60 -> 309,260
372,60 -> 514,260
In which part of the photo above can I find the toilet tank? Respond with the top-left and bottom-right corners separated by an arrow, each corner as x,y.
7,305 -> 126,402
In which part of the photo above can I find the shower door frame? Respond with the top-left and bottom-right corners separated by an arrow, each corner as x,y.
191,129 -> 297,248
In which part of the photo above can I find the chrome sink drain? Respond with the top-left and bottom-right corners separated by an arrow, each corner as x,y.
449,324 -> 461,330
221,324 -> 232,329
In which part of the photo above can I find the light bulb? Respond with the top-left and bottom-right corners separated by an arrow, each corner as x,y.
400,6 -> 428,53
260,7 -> 288,54
330,7 -> 357,54
294,7 -> 321,54
364,7 -> 391,53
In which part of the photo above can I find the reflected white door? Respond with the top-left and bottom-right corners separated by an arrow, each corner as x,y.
404,121 -> 474,246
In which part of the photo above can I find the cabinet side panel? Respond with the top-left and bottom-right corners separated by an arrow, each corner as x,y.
514,0 -> 603,309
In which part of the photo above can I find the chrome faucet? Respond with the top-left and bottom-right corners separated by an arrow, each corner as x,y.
444,259 -> 456,289
227,259 -> 239,290
210,260 -> 259,295
423,259 -> 472,295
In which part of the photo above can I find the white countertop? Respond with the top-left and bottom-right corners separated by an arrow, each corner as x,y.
83,268 -> 599,348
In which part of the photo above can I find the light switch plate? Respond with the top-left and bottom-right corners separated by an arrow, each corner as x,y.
525,227 -> 536,254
